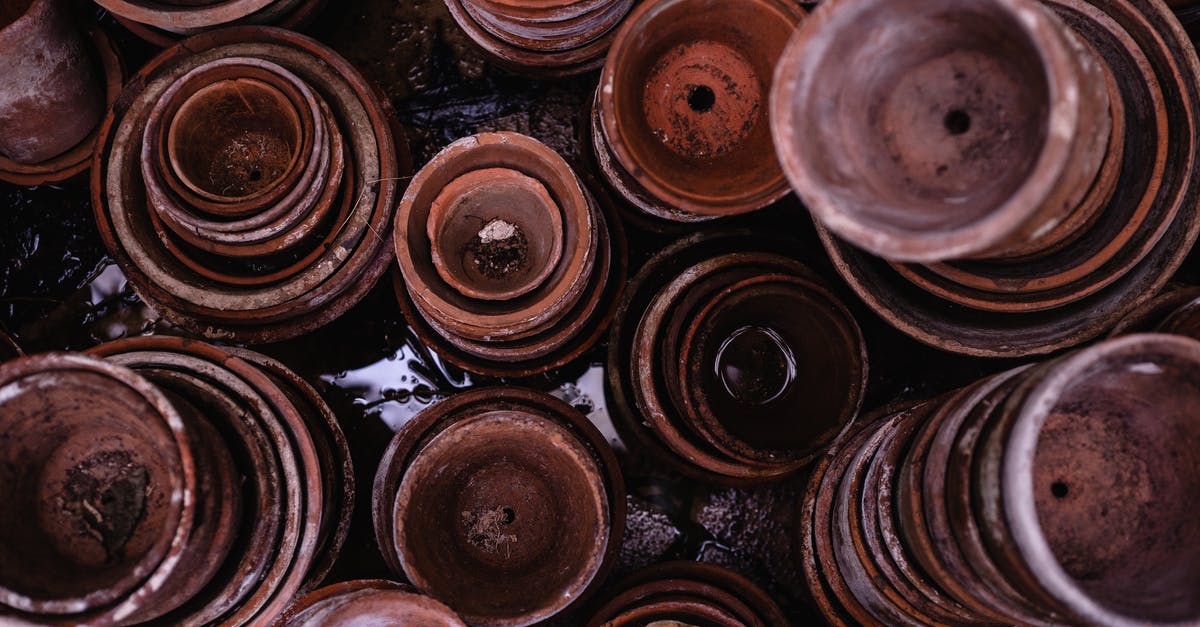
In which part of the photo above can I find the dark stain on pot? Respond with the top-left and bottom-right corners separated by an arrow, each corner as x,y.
59,449 -> 149,563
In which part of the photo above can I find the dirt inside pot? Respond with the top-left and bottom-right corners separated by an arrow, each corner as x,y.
58,449 -> 150,563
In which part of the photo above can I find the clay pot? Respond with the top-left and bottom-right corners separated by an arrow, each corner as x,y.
95,0 -> 326,46
84,336 -> 353,625
0,353 -> 245,626
607,229 -> 866,485
443,0 -> 634,76
276,580 -> 465,626
394,131 -> 626,378
372,387 -> 624,627
0,2 -> 123,185
801,333 -> 1200,625
773,0 -> 1111,263
792,0 -> 1200,357
587,561 -> 788,627
593,0 -> 803,221
92,27 -> 408,344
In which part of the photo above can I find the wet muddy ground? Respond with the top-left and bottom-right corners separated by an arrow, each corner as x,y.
5,1 -> 1200,622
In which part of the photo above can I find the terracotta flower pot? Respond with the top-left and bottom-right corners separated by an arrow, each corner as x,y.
773,0 -> 1111,263
587,561 -> 788,627
275,580 -> 466,626
94,0 -> 322,44
593,0 -> 803,221
0,353 -> 200,624
85,336 -> 352,625
372,387 -> 624,627
801,334 -> 1200,626
443,0 -> 634,76
394,131 -> 626,378
607,229 -> 866,485
794,0 -> 1200,358
0,2 -> 123,185
92,27 -> 408,344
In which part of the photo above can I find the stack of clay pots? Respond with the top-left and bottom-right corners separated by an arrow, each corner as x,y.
275,580 -> 465,626
0,0 -> 122,185
94,0 -> 327,47
93,27 -> 406,344
801,334 -> 1200,626
372,387 -> 624,627
0,337 -> 353,625
590,0 -> 803,223
443,0 -> 634,75
607,230 -> 867,485
394,131 -> 624,378
587,562 -> 789,626
1109,284 -> 1200,338
772,0 -> 1200,357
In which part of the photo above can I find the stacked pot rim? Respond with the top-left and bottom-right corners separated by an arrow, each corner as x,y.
607,229 -> 867,485
394,131 -> 625,378
92,26 -> 406,344
592,0 -> 803,222
94,0 -> 328,46
372,386 -> 625,627
801,333 -> 1200,626
772,0 -> 1200,357
586,561 -> 789,627
275,579 -> 466,627
0,337 -> 354,625
444,0 -> 635,75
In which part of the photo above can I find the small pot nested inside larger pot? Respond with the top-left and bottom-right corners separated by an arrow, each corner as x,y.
0,0 -> 105,164
772,0 -> 1111,262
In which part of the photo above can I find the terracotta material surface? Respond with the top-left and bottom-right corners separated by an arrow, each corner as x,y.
373,387 -> 625,627
91,27 -> 407,343
588,561 -> 789,626
801,334 -> 1200,626
595,0 -> 803,220
276,579 -> 466,626
607,229 -> 866,485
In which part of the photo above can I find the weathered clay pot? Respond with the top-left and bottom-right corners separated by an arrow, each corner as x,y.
86,336 -> 351,625
372,387 -> 624,627
0,353 -> 198,623
802,334 -> 1200,625
0,2 -> 122,185
444,0 -> 634,76
587,561 -> 788,627
92,27 -> 408,344
608,229 -> 866,485
594,0 -> 803,221
275,580 -> 466,626
394,131 -> 626,378
795,0 -> 1200,357
773,0 -> 1111,263
0,0 -> 104,164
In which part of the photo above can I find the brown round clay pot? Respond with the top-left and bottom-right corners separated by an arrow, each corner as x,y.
372,387 -> 624,627
772,0 -> 1111,263
394,131 -> 625,378
608,229 -> 866,485
443,0 -> 634,76
86,336 -> 341,626
94,0 -> 296,32
276,580 -> 466,626
1000,334 -> 1200,626
0,0 -> 105,165
0,353 -> 197,622
808,0 -> 1200,358
587,562 -> 787,626
92,26 -> 407,344
594,0 -> 803,221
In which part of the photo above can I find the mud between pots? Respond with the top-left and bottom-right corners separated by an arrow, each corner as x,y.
58,449 -> 150,563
